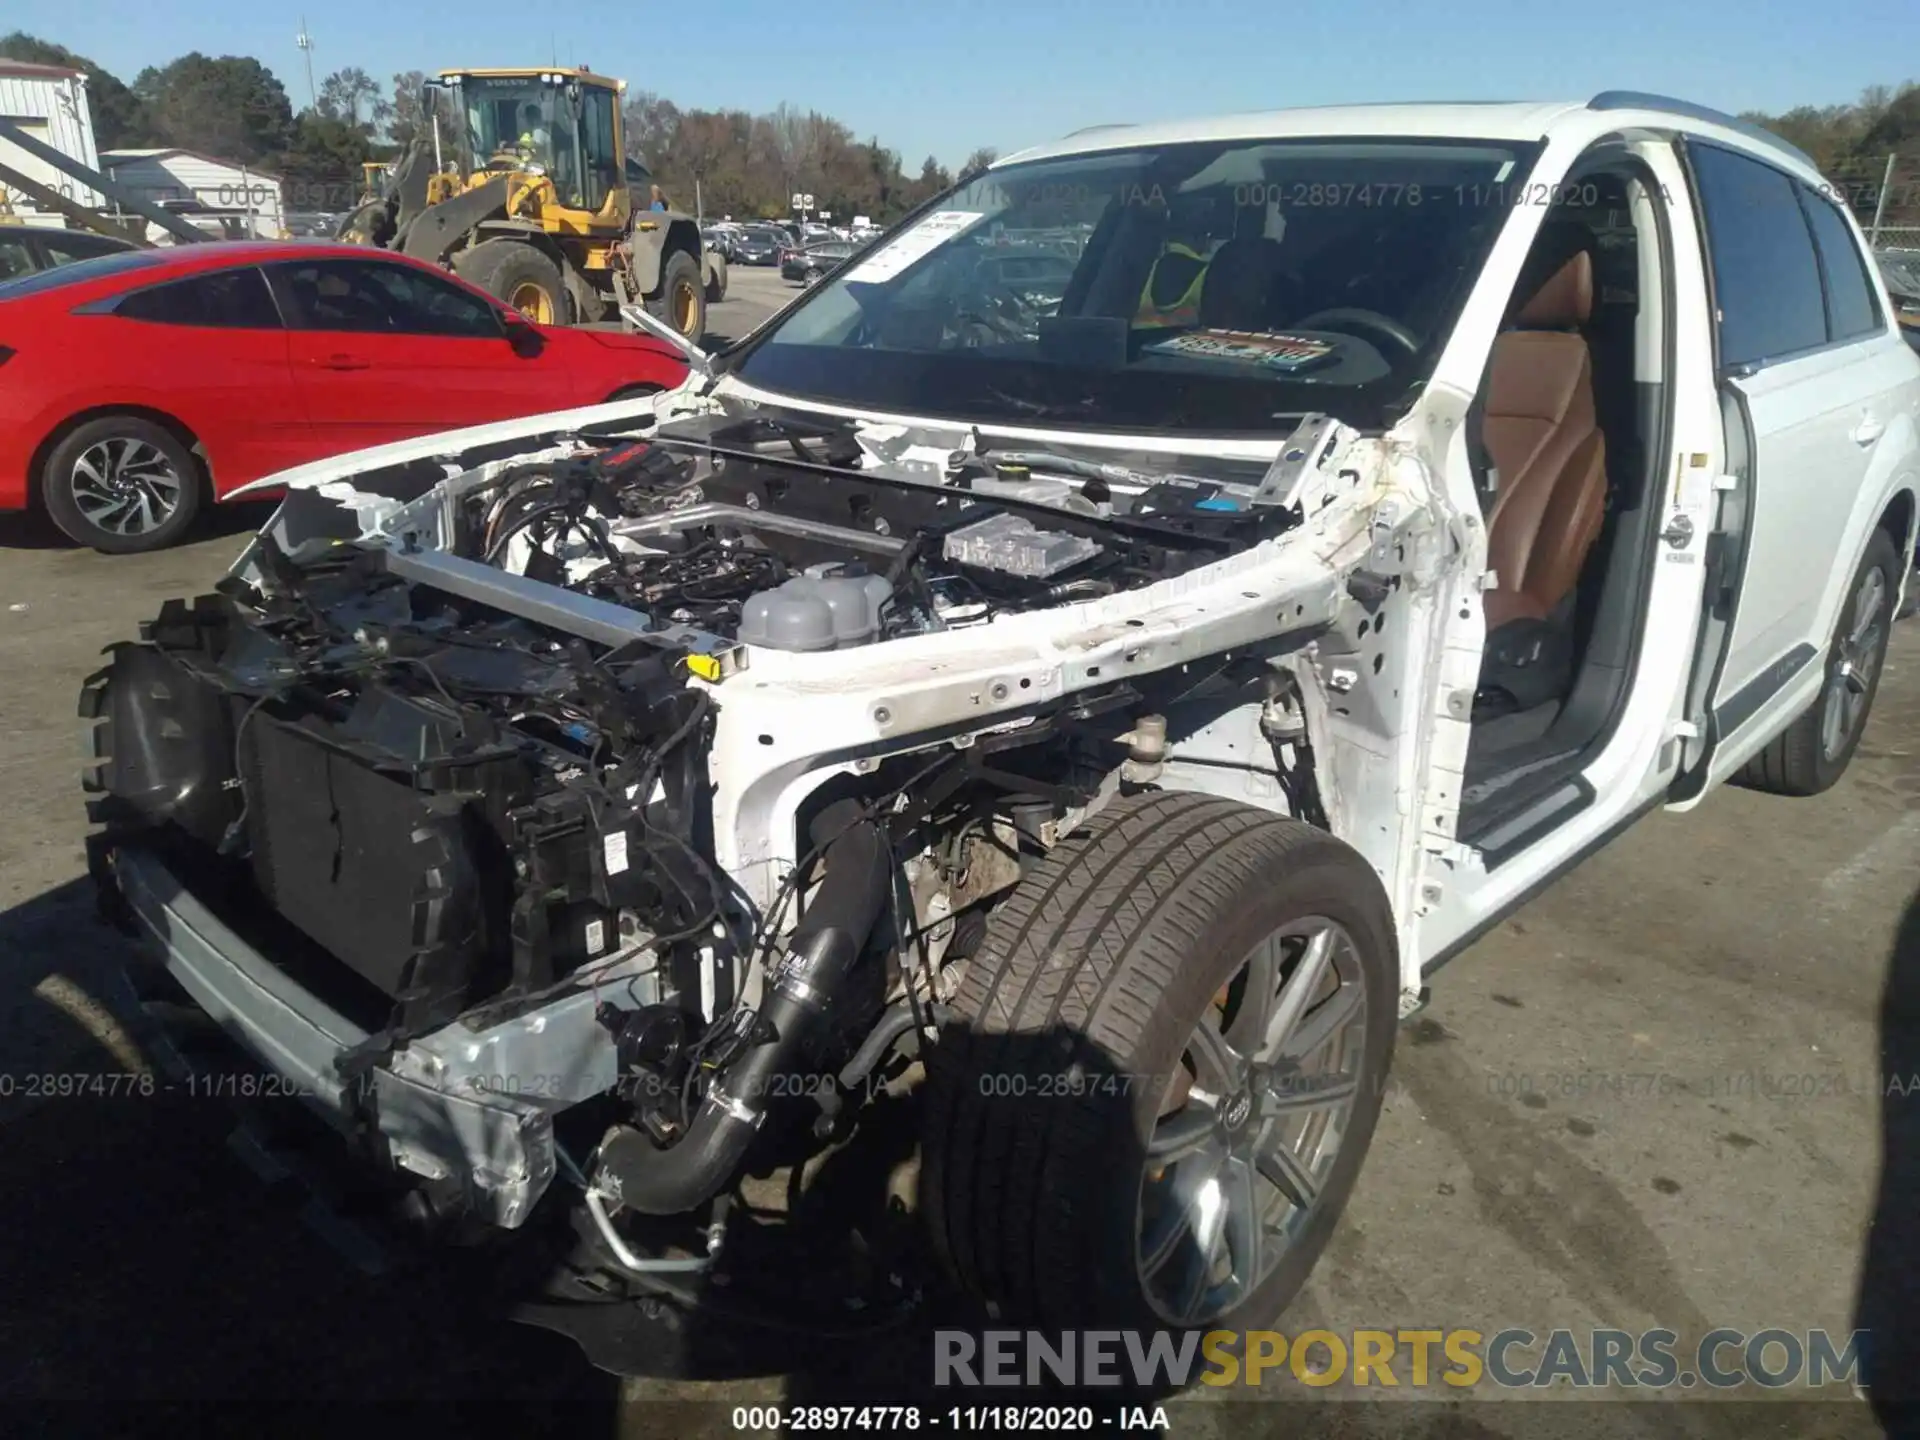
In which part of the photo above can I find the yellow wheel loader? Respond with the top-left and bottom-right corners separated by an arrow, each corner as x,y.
336,67 -> 716,341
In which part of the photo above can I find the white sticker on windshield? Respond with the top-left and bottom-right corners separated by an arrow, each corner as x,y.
843,210 -> 986,283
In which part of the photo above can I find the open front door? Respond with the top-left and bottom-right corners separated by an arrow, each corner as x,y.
1414,138 -> 1723,966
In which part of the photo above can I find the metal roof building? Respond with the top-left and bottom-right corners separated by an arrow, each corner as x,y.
99,148 -> 287,239
0,60 -> 104,220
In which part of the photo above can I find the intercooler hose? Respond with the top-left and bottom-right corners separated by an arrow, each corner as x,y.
594,799 -> 891,1216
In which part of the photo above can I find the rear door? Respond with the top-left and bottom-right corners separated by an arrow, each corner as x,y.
267,256 -> 576,448
1670,141 -> 1912,796
102,265 -> 309,487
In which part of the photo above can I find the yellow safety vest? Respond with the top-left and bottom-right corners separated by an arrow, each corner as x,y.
1136,243 -> 1209,329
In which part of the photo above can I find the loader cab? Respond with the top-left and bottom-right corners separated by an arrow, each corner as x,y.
436,68 -> 626,223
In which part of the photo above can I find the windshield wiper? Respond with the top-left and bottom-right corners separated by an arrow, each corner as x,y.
976,447 -> 1216,491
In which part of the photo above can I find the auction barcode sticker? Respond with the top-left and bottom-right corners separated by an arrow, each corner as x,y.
843,211 -> 986,283
1143,329 -> 1337,370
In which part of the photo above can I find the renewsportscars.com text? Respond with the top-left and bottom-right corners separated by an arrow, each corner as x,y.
934,1327 -> 1868,1391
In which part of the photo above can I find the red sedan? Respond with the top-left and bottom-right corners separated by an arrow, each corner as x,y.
0,241 -> 687,552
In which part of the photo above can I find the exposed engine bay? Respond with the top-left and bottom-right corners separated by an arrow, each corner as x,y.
83,396 -> 1433,1294
446,409 -> 1309,647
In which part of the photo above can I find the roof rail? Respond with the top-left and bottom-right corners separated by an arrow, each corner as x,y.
1586,90 -> 1820,172
1064,123 -> 1135,138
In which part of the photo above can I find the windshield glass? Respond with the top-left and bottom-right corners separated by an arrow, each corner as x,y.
460,77 -> 557,167
734,135 -> 1538,434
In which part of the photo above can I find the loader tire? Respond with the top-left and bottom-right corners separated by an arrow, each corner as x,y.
456,241 -> 567,325
921,790 -> 1397,1334
645,249 -> 705,342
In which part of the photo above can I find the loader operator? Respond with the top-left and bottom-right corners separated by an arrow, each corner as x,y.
514,102 -> 549,164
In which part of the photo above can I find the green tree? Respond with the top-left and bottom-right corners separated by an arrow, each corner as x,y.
1745,79 -> 1920,227
0,32 -> 148,148
960,146 -> 998,180
622,90 -> 682,167
278,112 -> 373,212
316,66 -> 386,135
386,70 -> 455,153
132,53 -> 293,166
908,155 -> 952,207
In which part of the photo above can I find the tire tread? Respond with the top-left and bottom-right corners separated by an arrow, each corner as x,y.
923,790 -> 1395,1330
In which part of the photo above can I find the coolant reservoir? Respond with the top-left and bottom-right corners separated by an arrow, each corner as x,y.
737,570 -> 895,652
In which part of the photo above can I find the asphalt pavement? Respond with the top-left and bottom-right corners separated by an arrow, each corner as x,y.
702,263 -> 798,346
0,380 -> 1913,1437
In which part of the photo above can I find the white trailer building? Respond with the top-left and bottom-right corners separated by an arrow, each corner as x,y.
0,60 -> 104,223
99,148 -> 286,240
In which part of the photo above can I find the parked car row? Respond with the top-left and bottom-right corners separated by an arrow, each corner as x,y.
703,218 -> 885,266
1879,250 -> 1920,350
0,241 -> 686,552
781,239 -> 856,285
705,222 -> 788,266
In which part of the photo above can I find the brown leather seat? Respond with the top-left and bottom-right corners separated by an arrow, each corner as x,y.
1482,249 -> 1607,628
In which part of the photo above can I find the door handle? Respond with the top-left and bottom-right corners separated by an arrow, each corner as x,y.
312,353 -> 371,371
1851,414 -> 1885,447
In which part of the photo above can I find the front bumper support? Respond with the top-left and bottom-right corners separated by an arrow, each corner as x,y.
111,846 -> 558,1227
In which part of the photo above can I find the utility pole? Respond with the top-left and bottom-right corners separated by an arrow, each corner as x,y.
295,20 -> 317,112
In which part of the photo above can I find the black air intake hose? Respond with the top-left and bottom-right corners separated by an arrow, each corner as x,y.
596,799 -> 890,1215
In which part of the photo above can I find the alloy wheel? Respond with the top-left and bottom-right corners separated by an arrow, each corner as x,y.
1822,564 -> 1888,759
1136,917 -> 1370,1326
68,438 -> 185,538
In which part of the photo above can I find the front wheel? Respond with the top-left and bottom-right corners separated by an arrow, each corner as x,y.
921,791 -> 1397,1333
42,416 -> 203,553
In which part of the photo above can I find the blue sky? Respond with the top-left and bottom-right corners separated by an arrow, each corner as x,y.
11,0 -> 1919,168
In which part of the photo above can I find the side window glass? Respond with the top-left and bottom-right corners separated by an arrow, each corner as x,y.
273,260 -> 502,337
115,268 -> 282,328
42,234 -> 124,267
0,236 -> 34,283
1687,143 -> 1827,368
1798,187 -> 1883,342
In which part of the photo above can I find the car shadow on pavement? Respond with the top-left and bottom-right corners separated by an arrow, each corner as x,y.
1858,884 -> 1920,1436
520,1024 -> 1167,1427
0,501 -> 277,551
0,878 -> 624,1433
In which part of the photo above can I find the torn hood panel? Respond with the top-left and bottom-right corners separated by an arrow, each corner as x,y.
222,386 -> 707,503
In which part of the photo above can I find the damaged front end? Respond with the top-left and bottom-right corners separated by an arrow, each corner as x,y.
81,385 -> 1464,1277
